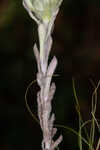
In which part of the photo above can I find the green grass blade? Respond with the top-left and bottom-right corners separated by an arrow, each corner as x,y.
25,80 -> 39,124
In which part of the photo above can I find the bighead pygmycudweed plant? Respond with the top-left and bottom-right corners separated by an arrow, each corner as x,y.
23,0 -> 63,150
23,0 -> 100,150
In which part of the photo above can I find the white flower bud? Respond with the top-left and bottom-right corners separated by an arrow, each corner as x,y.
23,0 -> 63,24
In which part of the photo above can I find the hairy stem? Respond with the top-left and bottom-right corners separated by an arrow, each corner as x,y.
23,0 -> 63,149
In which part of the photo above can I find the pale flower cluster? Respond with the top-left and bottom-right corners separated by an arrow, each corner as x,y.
23,0 -> 62,23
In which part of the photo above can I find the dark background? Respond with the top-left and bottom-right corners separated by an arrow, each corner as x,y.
0,0 -> 100,149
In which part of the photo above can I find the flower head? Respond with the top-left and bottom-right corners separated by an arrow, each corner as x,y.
23,0 -> 63,24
